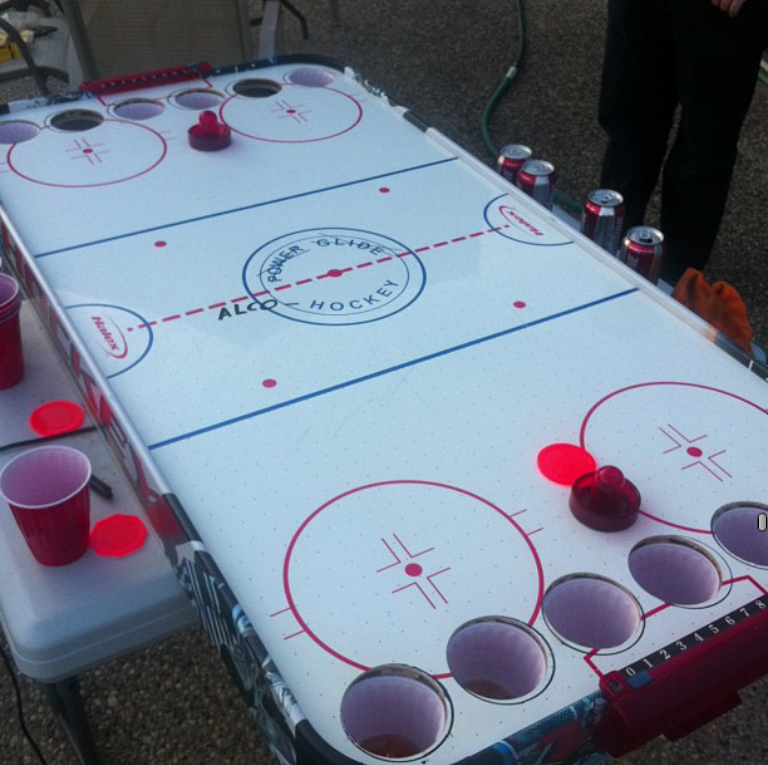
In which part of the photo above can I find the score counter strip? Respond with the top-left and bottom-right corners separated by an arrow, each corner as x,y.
621,596 -> 767,682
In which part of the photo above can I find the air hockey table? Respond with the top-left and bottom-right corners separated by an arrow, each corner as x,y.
1,56 -> 767,765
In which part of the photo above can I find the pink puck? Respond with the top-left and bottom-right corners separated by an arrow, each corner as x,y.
30,401 -> 85,437
90,514 -> 147,557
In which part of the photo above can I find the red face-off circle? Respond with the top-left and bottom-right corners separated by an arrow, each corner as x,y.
283,480 -> 545,678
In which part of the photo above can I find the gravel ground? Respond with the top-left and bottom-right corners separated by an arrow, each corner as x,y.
1,2 -> 767,764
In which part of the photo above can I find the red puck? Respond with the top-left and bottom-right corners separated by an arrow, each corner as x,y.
537,443 -> 597,486
30,400 -> 85,437
90,514 -> 147,557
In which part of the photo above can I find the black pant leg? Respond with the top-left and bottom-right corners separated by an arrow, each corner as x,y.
660,0 -> 768,281
598,0 -> 678,230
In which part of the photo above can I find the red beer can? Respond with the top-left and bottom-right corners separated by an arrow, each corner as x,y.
516,159 -> 556,210
619,226 -> 664,284
496,144 -> 532,185
581,189 -> 625,255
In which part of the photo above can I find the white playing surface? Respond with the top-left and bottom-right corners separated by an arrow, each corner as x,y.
2,62 -> 767,763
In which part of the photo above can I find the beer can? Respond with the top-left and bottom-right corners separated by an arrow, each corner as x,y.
581,189 -> 625,255
619,226 -> 664,284
516,159 -> 556,210
496,144 -> 532,185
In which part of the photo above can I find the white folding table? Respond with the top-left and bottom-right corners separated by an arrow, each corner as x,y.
0,302 -> 197,764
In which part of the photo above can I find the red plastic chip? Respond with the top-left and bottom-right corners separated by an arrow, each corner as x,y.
30,400 -> 84,437
537,443 -> 597,486
90,514 -> 147,557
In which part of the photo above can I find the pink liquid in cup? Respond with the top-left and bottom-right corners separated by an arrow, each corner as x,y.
0,273 -> 23,389
0,446 -> 92,566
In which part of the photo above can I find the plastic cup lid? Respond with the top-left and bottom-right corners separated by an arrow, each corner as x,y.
90,514 -> 147,557
30,400 -> 85,437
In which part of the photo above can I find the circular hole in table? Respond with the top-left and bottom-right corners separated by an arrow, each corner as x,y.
287,67 -> 335,87
542,574 -> 642,650
112,99 -> 165,121
340,664 -> 452,760
172,89 -> 225,110
0,120 -> 39,144
446,617 -> 550,702
712,502 -> 768,567
629,537 -> 723,605
232,78 -> 282,98
49,110 -> 104,132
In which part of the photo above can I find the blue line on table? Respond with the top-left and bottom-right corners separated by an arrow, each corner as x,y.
148,288 -> 639,450
35,158 -> 459,258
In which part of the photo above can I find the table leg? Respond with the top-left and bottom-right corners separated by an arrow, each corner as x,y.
43,676 -> 101,765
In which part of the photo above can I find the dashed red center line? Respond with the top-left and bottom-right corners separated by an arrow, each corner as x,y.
127,223 -> 512,331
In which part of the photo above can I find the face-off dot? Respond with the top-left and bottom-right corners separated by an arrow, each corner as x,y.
30,401 -> 85,437
513,301 -> 527,309
154,240 -> 167,248
687,446 -> 703,457
379,187 -> 390,194
536,443 -> 596,486
262,379 -> 277,388
404,563 -> 422,577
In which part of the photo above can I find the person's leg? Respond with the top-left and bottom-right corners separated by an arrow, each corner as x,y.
661,0 -> 768,282
598,0 -> 678,231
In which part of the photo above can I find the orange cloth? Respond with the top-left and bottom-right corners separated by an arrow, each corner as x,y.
672,268 -> 753,354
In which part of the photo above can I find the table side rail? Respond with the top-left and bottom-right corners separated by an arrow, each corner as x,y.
0,206 -> 314,765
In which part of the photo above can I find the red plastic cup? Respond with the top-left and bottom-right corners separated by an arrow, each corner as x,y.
0,446 -> 92,566
0,273 -> 23,389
